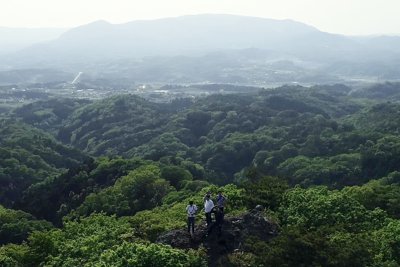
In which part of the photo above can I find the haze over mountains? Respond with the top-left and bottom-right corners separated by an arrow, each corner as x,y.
0,27 -> 66,55
1,14 -> 400,85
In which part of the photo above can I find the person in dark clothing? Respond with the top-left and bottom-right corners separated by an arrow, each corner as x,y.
214,206 -> 224,236
207,206 -> 224,236
216,191 -> 227,213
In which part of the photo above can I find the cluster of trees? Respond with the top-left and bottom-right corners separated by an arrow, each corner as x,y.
1,82 -> 400,265
0,120 -> 87,207
0,205 -> 52,245
0,214 -> 206,266
4,169 -> 400,266
18,157 -> 208,225
238,181 -> 400,266
12,98 -> 91,135
11,84 -> 400,187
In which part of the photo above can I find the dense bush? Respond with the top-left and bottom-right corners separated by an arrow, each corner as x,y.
0,205 -> 52,245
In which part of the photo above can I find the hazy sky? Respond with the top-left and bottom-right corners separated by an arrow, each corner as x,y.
1,0 -> 400,35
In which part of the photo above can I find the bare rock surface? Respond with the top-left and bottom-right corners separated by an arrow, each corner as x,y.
157,208 -> 278,266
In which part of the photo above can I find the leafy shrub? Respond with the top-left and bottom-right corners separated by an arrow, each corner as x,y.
97,242 -> 206,267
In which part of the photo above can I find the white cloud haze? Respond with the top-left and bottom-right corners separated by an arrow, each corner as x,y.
1,0 -> 400,35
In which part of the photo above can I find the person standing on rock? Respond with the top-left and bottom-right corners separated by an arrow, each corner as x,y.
186,200 -> 198,235
216,191 -> 227,213
207,206 -> 224,237
204,194 -> 214,226
215,206 -> 224,236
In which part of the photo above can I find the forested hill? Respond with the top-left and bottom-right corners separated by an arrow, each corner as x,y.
2,82 -> 400,266
11,83 -> 399,186
0,120 -> 89,206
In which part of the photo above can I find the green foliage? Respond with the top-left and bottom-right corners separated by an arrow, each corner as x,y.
127,184 -> 246,241
280,186 -> 387,232
0,205 -> 53,245
277,153 -> 362,187
242,175 -> 288,210
348,102 -> 400,135
71,164 -> 173,217
0,243 -> 29,267
130,133 -> 190,161
96,241 -> 206,267
5,84 -> 400,266
343,175 -> 400,218
351,82 -> 400,100
44,214 -> 133,266
181,180 -> 210,192
9,85 -> 367,184
0,120 -> 87,206
324,231 -> 376,266
0,213 -> 133,266
180,160 -> 206,179
241,183 -> 400,266
58,95 -> 174,155
373,220 -> 400,265
27,231 -> 57,266
0,213 -> 206,267
246,227 -> 377,267
182,110 -> 213,145
20,157 -> 147,223
360,136 -> 400,179
12,98 -> 91,135
161,165 -> 193,189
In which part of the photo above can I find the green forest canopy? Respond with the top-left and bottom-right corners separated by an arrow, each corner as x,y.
1,82 -> 400,266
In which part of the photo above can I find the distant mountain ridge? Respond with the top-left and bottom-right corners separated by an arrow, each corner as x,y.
3,15 -> 324,64
1,14 -> 400,84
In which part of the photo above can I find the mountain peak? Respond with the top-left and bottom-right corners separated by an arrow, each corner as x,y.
85,19 -> 112,26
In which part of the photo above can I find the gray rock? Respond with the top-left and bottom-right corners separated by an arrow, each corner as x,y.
156,209 -> 277,266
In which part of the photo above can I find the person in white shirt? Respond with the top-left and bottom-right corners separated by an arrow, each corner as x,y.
204,194 -> 214,226
186,200 -> 198,234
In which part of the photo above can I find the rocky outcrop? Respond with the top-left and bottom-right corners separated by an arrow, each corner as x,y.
157,207 -> 278,265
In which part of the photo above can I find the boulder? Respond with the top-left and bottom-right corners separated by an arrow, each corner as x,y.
157,207 -> 278,265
